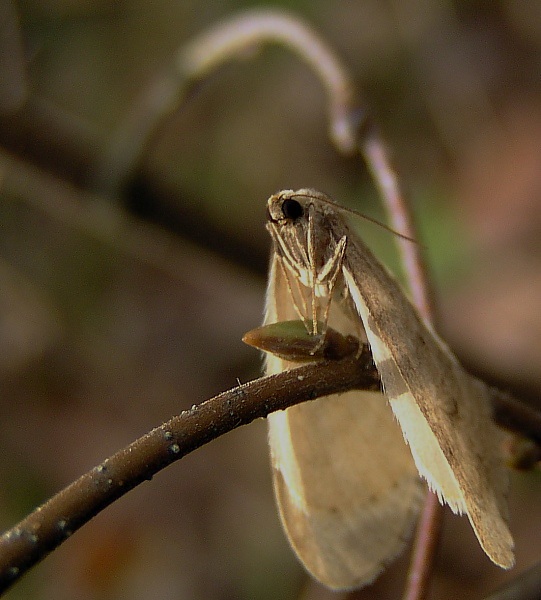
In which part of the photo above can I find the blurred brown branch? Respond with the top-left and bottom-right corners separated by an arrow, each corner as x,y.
483,561 -> 541,600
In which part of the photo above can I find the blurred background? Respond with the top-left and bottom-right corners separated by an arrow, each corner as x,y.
1,0 -> 541,598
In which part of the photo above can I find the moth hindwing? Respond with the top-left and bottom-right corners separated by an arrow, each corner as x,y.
263,188 -> 514,590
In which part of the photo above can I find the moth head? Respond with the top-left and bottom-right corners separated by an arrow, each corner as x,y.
267,189 -> 418,245
267,189 -> 329,224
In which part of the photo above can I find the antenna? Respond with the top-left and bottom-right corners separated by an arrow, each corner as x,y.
289,190 -> 420,244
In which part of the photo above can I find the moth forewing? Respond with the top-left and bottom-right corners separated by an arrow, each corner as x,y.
263,188 -> 514,589
339,228 -> 514,569
295,189 -> 514,567
264,198 -> 423,590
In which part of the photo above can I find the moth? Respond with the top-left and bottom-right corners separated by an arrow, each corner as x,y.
261,189 -> 514,590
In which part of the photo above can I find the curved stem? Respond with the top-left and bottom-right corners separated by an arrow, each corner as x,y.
93,9 -> 358,195
178,9 -> 357,152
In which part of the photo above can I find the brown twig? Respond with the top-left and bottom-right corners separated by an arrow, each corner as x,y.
0,347 -> 378,596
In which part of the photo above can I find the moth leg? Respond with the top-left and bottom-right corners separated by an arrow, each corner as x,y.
268,222 -> 314,334
268,223 -> 306,281
309,235 -> 348,356
275,255 -> 312,332
318,235 -> 347,283
319,235 -> 348,330
307,205 -> 319,335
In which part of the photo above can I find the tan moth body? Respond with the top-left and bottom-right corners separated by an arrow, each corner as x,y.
264,189 -> 514,590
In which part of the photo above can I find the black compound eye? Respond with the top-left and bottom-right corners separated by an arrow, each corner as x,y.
281,198 -> 303,220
